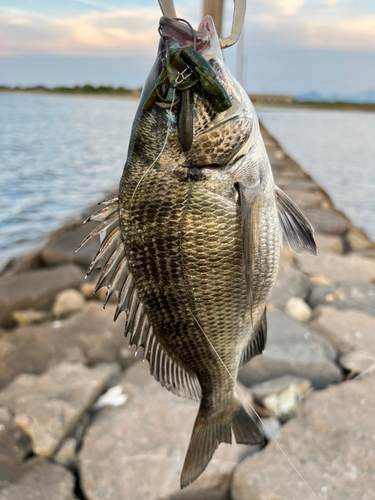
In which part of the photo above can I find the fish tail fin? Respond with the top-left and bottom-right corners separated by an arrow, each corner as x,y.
180,397 -> 264,488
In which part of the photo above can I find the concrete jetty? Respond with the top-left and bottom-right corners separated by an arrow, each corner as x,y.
0,124 -> 374,500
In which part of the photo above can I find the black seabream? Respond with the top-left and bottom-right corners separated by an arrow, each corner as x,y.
78,15 -> 317,488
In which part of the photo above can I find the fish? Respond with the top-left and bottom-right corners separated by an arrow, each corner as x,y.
78,15 -> 317,488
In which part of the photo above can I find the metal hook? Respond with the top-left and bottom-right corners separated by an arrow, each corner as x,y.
158,0 -> 177,18
157,0 -> 246,48
220,0 -> 246,48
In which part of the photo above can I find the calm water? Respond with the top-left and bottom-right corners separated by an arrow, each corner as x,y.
1,96 -> 374,270
258,107 -> 375,242
0,94 -> 138,269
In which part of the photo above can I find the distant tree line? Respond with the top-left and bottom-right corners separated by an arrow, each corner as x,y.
0,84 -> 141,95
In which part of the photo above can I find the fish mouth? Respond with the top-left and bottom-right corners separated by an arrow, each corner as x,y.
159,16 -> 212,52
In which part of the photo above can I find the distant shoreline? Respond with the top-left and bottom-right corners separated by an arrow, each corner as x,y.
1,87 -> 375,112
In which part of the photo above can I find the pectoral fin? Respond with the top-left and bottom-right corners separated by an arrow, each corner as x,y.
238,180 -> 263,321
275,187 -> 317,256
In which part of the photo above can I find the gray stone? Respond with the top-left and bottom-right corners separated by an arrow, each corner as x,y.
52,289 -> 85,319
231,373 -> 375,500
41,220 -> 99,269
298,252 -> 375,283
11,309 -> 50,326
262,380 -> 311,421
238,311 -> 341,389
0,302 -> 128,389
268,268 -> 311,309
259,417 -> 281,441
308,282 -> 375,316
309,306 -> 375,355
0,406 -> 32,465
250,375 -> 309,404
285,297 -> 312,322
0,362 -> 117,457
79,363 -> 256,500
0,458 -> 75,500
0,265 -> 84,328
277,178 -> 319,192
303,207 -> 350,236
346,226 -> 375,252
314,233 -> 344,253
54,437 -> 77,467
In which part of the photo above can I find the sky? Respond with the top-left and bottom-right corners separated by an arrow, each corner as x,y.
0,0 -> 374,96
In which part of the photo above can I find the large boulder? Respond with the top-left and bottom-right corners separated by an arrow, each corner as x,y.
268,268 -> 311,309
0,406 -> 32,465
79,363 -> 257,500
298,252 -> 375,283
0,362 -> 118,457
231,373 -> 375,500
0,265 -> 84,327
0,458 -> 75,500
0,302 -> 130,390
238,311 -> 341,389
302,208 -> 349,236
308,282 -> 375,316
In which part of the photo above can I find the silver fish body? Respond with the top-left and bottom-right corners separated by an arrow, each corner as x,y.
80,15 -> 317,488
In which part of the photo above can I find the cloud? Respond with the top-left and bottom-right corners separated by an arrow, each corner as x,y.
264,0 -> 305,16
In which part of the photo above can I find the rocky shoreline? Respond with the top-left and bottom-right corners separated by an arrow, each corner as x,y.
0,124 -> 374,500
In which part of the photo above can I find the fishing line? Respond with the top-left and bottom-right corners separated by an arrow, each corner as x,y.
127,99 -> 322,500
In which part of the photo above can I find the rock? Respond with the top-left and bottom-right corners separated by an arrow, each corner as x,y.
314,234 -> 344,254
0,458 -> 75,500
238,311 -> 341,389
340,351 -> 375,374
285,297 -> 312,322
309,306 -> 375,355
259,417 -> 281,441
0,362 -> 117,457
41,220 -> 99,269
231,373 -> 375,500
11,309 -> 50,326
308,282 -> 375,316
346,226 -> 374,252
277,245 -> 296,274
262,380 -> 311,421
250,375 -> 310,404
277,179 -> 319,192
0,265 -> 84,328
0,302 -> 128,389
268,268 -> 311,309
302,208 -> 349,236
282,190 -> 324,209
0,406 -> 32,465
80,279 -> 116,304
298,252 -> 375,283
52,289 -> 85,319
54,437 -> 77,467
79,363 -> 256,500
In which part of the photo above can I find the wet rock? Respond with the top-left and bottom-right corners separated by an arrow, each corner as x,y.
79,363 -> 256,500
303,207 -> 349,236
309,306 -> 375,355
11,309 -> 50,326
0,302 -> 128,389
231,373 -> 375,500
54,437 -> 77,468
340,351 -> 375,374
268,268 -> 310,309
298,252 -> 375,283
250,375 -> 309,404
285,297 -> 312,322
282,189 -> 324,209
238,311 -> 341,389
0,265 -> 84,328
52,289 -> 85,319
41,220 -> 99,269
0,362 -> 117,457
0,406 -> 32,465
308,282 -> 375,316
314,234 -> 344,254
0,458 -> 75,500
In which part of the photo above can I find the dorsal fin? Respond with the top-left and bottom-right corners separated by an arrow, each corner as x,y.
78,196 -> 201,402
275,187 -> 317,256
240,308 -> 267,368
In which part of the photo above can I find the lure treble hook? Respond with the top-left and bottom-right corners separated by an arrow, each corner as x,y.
157,0 -> 246,48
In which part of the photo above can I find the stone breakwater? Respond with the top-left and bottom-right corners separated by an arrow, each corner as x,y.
0,124 -> 374,500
